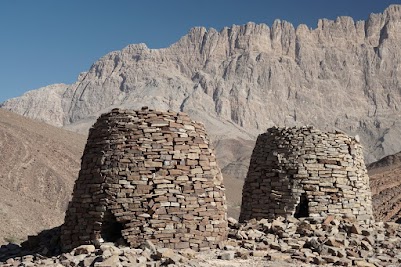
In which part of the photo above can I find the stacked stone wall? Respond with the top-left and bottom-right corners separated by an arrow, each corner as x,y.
240,126 -> 374,224
61,108 -> 227,251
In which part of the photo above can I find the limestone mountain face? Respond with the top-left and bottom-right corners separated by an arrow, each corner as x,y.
3,5 -> 401,173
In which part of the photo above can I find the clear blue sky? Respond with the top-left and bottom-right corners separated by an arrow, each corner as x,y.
0,0 -> 400,103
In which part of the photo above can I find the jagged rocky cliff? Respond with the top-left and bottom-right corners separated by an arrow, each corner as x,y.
3,5 -> 401,173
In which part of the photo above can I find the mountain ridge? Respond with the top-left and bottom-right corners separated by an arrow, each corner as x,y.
2,5 -> 401,175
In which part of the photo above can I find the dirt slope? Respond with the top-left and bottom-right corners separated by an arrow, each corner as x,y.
0,109 -> 86,244
368,152 -> 401,222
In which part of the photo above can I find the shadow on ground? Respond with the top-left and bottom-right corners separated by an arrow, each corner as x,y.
0,226 -> 61,263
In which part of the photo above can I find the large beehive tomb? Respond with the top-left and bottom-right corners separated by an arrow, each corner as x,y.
239,126 -> 374,224
61,108 -> 227,251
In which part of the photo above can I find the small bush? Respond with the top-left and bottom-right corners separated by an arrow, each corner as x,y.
4,236 -> 20,244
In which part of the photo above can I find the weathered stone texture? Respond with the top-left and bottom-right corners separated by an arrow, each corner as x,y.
61,107 -> 227,251
239,126 -> 374,224
4,6 -> 401,168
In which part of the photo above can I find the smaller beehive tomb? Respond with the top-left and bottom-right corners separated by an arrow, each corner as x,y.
61,108 -> 227,251
239,126 -> 374,224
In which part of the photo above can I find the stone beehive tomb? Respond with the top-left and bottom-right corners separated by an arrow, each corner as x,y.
239,126 -> 374,224
61,108 -> 227,251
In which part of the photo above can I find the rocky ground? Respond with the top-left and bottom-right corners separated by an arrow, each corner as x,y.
1,215 -> 401,267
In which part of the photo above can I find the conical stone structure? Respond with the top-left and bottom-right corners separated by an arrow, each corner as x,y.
240,126 -> 374,224
61,108 -> 227,251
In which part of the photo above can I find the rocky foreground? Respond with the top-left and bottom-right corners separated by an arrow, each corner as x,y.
1,215 -> 400,267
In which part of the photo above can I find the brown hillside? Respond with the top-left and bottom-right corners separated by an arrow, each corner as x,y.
0,109 -> 86,244
368,151 -> 401,222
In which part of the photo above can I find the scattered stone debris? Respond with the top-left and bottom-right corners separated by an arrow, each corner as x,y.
2,215 -> 401,266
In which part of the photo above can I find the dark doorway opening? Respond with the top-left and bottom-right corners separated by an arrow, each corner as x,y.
294,193 -> 309,218
101,210 -> 124,242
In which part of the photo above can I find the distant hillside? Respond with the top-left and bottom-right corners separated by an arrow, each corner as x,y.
0,109 -> 86,244
368,151 -> 401,222
368,151 -> 401,173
